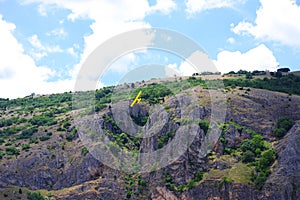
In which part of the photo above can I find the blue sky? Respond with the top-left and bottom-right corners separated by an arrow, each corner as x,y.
0,0 -> 300,98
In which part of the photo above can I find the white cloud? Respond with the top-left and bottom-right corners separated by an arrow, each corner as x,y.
165,51 -> 218,76
0,15 -> 74,98
214,44 -> 279,73
20,0 -> 178,86
21,0 -> 177,60
232,0 -> 300,47
2,0 -> 178,98
46,28 -> 67,38
28,34 -> 43,50
28,34 -> 63,60
227,37 -> 235,44
185,0 -> 246,14
149,0 -> 177,15
67,47 -> 77,58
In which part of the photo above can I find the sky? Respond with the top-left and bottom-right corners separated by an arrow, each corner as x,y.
0,0 -> 300,98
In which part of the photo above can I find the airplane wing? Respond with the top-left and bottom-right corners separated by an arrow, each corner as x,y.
130,91 -> 142,107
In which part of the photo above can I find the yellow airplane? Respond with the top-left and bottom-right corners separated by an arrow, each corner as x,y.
130,91 -> 142,107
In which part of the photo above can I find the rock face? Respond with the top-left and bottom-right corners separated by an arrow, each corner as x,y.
0,87 -> 300,200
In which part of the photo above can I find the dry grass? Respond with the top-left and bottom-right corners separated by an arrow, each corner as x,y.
203,159 -> 253,184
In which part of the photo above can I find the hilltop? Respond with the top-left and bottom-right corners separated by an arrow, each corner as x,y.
0,74 -> 300,199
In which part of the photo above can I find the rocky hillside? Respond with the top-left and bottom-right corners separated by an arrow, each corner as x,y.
0,75 -> 299,200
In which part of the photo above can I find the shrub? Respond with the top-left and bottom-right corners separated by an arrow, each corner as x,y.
241,150 -> 255,163
17,127 -> 38,139
6,146 -> 20,157
27,191 -> 45,200
81,146 -> 89,156
274,117 -> 294,138
29,138 -> 39,144
198,120 -> 209,135
29,114 -> 57,127
22,143 -> 31,151
39,135 -> 50,141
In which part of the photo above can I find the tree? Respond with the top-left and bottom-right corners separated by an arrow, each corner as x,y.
274,117 -> 294,138
241,150 -> 255,163
277,68 -> 290,73
246,72 -> 253,79
277,117 -> 294,131
273,128 -> 286,138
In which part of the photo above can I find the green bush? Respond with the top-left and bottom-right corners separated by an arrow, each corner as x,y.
198,120 -> 209,135
22,143 -> 31,151
17,127 -> 38,140
6,146 -> 20,157
241,150 -> 255,163
27,191 -> 45,200
29,138 -> 39,144
81,146 -> 89,156
66,128 -> 77,141
132,83 -> 173,105
274,117 -> 294,138
39,135 -> 50,141
194,171 -> 204,182
253,171 -> 267,190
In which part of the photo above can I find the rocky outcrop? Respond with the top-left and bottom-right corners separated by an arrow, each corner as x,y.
1,86 -> 300,200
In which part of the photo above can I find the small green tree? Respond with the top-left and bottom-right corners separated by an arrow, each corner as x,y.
241,150 -> 255,163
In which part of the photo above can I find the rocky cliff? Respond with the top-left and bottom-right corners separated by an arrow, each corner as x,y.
0,80 -> 299,200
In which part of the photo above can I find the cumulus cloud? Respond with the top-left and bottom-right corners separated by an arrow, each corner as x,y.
0,15 -> 74,98
165,50 -> 218,76
28,34 -> 63,60
149,0 -> 177,15
214,44 -> 279,73
1,0 -> 179,98
21,0 -> 176,54
232,0 -> 300,47
185,0 -> 246,14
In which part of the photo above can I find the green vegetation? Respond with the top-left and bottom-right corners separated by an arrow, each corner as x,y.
223,74 -> 300,95
81,146 -> 89,156
5,146 -> 20,157
27,191 -> 45,200
164,170 -> 204,192
131,112 -> 149,126
95,87 -> 112,112
124,173 -> 148,199
198,120 -> 210,135
158,130 -> 176,149
217,122 -> 277,189
29,114 -> 57,127
0,92 -> 72,111
22,144 -> 31,151
239,134 -> 276,189
0,117 -> 19,128
39,135 -> 50,141
102,115 -> 140,151
66,128 -> 77,141
132,83 -> 172,105
16,127 -> 38,140
273,117 -> 294,138
218,176 -> 233,189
